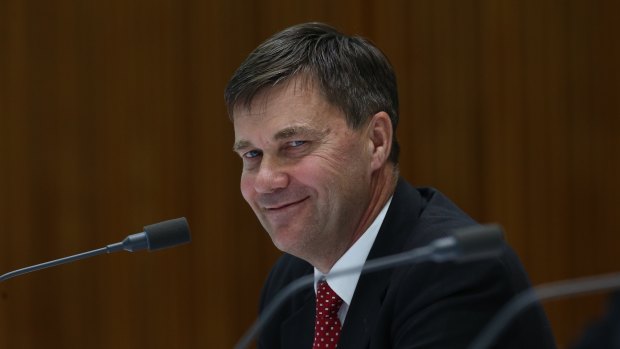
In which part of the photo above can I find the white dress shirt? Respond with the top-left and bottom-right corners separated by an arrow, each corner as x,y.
314,197 -> 393,325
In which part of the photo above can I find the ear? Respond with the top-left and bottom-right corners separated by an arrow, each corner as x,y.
367,111 -> 393,171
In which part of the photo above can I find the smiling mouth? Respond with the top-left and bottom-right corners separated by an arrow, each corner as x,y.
265,197 -> 309,211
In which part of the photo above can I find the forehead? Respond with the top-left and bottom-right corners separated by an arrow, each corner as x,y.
232,77 -> 344,135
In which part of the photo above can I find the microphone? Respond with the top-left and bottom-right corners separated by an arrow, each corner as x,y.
468,271 -> 620,349
0,217 -> 191,282
234,223 -> 505,349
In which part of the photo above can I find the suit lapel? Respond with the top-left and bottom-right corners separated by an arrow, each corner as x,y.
281,288 -> 315,349
338,268 -> 390,348
338,179 -> 424,348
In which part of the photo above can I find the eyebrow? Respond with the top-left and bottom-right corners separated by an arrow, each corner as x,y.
232,139 -> 252,153
274,125 -> 327,141
232,125 -> 329,153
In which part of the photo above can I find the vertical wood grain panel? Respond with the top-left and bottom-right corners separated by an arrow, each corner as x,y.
1,1 -> 618,347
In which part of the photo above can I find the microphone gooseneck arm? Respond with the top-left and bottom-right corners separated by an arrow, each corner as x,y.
0,246 -> 111,282
468,271 -> 620,349
234,224 -> 505,349
0,217 -> 191,283
234,245 -> 435,349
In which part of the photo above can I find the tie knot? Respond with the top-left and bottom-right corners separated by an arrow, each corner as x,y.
316,280 -> 343,319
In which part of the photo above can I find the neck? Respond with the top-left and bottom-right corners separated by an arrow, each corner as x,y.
314,164 -> 398,273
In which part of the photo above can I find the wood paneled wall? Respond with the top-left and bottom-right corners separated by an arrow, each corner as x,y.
1,1 -> 618,347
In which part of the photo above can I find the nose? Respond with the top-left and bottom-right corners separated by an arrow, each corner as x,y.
253,156 -> 289,194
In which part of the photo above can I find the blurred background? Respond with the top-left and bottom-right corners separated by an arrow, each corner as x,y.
0,0 -> 618,348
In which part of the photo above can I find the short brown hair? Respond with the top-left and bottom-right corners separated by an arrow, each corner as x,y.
225,22 -> 400,164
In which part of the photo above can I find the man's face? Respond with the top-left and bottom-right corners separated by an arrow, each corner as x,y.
232,78 -> 374,263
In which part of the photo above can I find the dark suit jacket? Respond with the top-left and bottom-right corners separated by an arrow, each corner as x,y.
258,179 -> 556,348
572,292 -> 620,349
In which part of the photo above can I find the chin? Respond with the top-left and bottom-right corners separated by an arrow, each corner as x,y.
271,236 -> 296,254
269,230 -> 304,256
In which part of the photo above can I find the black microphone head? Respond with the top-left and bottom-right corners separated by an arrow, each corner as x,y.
453,224 -> 505,262
143,217 -> 191,251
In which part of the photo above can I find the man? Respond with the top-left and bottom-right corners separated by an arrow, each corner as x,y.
226,22 -> 556,348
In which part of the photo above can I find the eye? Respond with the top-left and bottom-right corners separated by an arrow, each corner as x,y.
288,140 -> 306,148
243,149 -> 262,159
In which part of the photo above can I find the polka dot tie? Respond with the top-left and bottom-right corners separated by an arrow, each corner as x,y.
312,280 -> 344,348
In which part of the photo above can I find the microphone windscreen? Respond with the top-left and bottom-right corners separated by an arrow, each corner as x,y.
143,217 -> 191,251
454,224 -> 504,262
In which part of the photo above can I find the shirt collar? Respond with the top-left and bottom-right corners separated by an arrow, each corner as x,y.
314,196 -> 393,305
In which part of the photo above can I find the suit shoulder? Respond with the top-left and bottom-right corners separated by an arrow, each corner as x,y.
259,254 -> 312,309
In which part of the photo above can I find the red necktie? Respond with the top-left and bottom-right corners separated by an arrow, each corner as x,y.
312,280 -> 344,348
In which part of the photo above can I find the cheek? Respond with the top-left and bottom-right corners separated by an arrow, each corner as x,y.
239,173 -> 255,203
292,156 -> 348,194
309,139 -> 369,181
